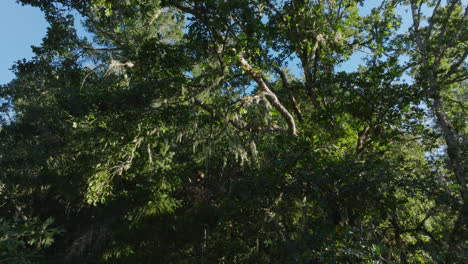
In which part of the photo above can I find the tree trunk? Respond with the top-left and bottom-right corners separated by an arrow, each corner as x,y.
433,97 -> 467,200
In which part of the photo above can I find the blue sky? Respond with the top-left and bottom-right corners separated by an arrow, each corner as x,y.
0,0 -> 47,85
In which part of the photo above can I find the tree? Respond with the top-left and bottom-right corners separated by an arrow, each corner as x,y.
0,0 -> 466,263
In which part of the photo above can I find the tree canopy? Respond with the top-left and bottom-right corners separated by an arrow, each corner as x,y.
0,0 -> 466,263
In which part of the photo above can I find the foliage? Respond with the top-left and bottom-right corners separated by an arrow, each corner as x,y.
0,215 -> 62,264
0,0 -> 466,263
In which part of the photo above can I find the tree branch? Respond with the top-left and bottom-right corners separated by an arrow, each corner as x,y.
238,55 -> 298,136
272,65 -> 304,122
299,47 -> 323,110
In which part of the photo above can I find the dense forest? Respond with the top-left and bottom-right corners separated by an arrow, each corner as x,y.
0,0 -> 466,263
